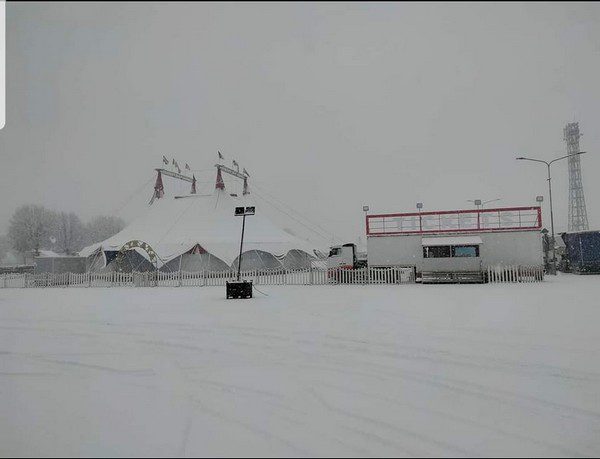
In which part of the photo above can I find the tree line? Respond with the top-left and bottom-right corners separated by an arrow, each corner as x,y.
0,204 -> 126,262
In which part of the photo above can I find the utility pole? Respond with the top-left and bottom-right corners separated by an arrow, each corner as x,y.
517,152 -> 586,275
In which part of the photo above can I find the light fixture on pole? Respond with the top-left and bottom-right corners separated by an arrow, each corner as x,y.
467,199 -> 483,211
467,199 -> 483,228
363,205 -> 369,236
416,202 -> 423,232
468,198 -> 501,210
226,206 -> 256,299
516,151 -> 586,275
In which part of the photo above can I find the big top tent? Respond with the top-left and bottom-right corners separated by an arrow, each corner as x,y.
80,174 -> 326,272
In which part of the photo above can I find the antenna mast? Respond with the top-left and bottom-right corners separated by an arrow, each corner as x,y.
564,122 -> 589,232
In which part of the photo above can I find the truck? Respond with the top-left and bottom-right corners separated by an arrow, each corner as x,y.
561,230 -> 600,274
327,243 -> 367,270
326,242 -> 415,284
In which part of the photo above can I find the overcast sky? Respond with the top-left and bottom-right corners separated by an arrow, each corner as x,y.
1,2 -> 599,243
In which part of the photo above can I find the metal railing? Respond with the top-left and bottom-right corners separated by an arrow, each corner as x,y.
367,206 -> 542,236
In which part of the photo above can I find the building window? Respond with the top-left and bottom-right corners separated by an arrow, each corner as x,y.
452,245 -> 479,257
423,246 -> 451,258
329,247 -> 341,257
423,245 -> 480,258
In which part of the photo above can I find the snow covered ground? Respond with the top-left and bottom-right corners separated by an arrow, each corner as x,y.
1,275 -> 600,457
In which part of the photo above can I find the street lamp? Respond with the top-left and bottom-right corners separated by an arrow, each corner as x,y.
363,205 -> 369,236
467,198 -> 501,210
416,202 -> 423,232
226,206 -> 255,299
516,151 -> 586,275
467,199 -> 483,211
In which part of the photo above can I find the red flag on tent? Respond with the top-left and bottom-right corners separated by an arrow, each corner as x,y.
215,168 -> 225,190
154,170 -> 164,199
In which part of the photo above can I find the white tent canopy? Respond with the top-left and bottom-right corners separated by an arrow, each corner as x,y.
80,190 -> 321,270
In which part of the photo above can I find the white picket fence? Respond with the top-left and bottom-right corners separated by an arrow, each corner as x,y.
0,265 -> 543,289
486,265 -> 544,283
0,267 -> 415,289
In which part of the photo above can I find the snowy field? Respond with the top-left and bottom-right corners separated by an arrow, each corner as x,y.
1,275 -> 600,457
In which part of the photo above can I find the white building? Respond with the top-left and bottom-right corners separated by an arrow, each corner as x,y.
366,206 -> 544,278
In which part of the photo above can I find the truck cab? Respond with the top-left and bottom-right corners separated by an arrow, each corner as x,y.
327,243 -> 367,270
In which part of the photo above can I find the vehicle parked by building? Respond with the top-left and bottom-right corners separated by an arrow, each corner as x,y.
327,243 -> 367,270
560,230 -> 600,274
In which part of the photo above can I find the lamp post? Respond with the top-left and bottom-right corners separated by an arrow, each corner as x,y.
467,198 -> 501,210
467,199 -> 501,229
363,205 -> 369,236
516,152 -> 586,275
536,196 -> 549,269
227,206 -> 255,299
467,199 -> 482,211
416,202 -> 423,232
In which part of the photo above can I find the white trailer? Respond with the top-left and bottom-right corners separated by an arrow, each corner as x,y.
366,206 -> 544,283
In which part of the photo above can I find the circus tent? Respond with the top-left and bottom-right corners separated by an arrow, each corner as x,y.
80,187 -> 323,272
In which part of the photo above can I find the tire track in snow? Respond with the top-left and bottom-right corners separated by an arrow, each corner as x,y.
188,378 -> 374,456
188,397 -> 311,456
307,387 -> 475,457
304,333 -> 600,382
313,380 -> 588,457
293,359 -> 600,424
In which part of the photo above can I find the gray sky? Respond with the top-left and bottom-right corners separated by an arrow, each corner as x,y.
1,2 -> 599,243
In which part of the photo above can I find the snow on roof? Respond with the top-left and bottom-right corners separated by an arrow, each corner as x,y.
80,190 -> 320,267
421,236 -> 483,246
35,250 -> 69,258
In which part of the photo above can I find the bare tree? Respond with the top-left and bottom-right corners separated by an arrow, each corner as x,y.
84,215 -> 125,247
0,234 -> 10,263
52,212 -> 85,255
7,205 -> 55,255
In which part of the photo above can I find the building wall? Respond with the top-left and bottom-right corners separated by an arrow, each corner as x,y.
423,257 -> 482,272
34,257 -> 87,274
0,265 -> 34,275
367,230 -> 543,271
